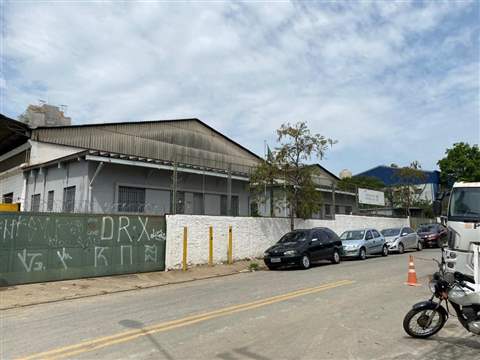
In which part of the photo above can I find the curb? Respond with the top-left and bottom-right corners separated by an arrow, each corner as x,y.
0,269 -> 256,311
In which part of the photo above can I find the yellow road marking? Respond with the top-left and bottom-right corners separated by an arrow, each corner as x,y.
20,279 -> 354,360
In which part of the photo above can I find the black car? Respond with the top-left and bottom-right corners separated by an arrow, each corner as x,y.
417,223 -> 448,248
263,227 -> 343,270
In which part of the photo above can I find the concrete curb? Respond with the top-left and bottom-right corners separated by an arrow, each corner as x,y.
0,269 -> 257,311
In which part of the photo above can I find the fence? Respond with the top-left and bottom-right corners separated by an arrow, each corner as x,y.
0,212 -> 166,286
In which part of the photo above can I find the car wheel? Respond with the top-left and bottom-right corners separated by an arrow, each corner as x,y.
358,248 -> 367,260
300,254 -> 311,270
382,245 -> 389,257
331,249 -> 341,264
417,241 -> 423,251
398,243 -> 405,254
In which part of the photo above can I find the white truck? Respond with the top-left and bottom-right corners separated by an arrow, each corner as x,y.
435,182 -> 480,289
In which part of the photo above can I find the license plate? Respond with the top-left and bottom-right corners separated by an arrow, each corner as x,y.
270,257 -> 281,263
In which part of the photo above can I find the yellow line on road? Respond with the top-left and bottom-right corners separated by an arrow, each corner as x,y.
20,279 -> 354,360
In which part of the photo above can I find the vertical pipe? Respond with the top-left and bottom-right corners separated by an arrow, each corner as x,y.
209,226 -> 213,266
331,181 -> 336,220
228,225 -> 233,264
172,162 -> 177,214
182,226 -> 187,271
227,168 -> 232,216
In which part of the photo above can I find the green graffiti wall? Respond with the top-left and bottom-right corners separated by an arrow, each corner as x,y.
0,212 -> 166,286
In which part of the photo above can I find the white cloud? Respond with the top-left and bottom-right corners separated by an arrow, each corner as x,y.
2,0 -> 478,175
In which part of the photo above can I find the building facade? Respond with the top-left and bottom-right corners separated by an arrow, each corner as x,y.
0,115 -> 357,218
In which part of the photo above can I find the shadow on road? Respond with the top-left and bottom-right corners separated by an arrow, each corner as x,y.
119,319 -> 174,360
393,335 -> 480,360
217,346 -> 271,360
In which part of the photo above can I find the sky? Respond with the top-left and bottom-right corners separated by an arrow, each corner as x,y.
1,0 -> 479,176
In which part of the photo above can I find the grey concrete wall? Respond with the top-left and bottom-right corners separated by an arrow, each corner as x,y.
89,162 -> 251,216
24,161 -> 89,212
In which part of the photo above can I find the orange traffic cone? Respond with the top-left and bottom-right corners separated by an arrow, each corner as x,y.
406,255 -> 420,286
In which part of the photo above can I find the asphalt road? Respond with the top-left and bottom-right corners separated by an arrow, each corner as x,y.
1,249 -> 479,360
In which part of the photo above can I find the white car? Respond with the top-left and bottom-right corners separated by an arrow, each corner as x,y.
381,226 -> 423,253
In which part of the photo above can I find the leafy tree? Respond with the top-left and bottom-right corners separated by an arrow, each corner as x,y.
337,176 -> 385,192
392,161 -> 428,217
438,142 -> 480,185
250,122 -> 335,230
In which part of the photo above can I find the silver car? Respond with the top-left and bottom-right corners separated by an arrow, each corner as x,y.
381,226 -> 423,253
340,228 -> 389,260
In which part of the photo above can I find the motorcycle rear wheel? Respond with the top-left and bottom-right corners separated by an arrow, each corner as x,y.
403,308 -> 446,338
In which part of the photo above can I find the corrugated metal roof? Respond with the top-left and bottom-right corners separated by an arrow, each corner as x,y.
31,119 -> 261,175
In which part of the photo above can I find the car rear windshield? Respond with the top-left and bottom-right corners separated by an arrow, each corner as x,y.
340,230 -> 365,240
418,224 -> 437,232
381,228 -> 400,236
278,231 -> 308,243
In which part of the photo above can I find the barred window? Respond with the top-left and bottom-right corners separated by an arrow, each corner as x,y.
31,194 -> 41,212
118,186 -> 145,213
47,191 -> 54,212
63,186 -> 76,213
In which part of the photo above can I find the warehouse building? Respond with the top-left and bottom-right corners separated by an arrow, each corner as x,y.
0,112 -> 357,218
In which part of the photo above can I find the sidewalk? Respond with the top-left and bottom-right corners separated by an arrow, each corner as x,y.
0,260 -> 263,310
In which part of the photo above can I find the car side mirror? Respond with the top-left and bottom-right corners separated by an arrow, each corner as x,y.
311,238 -> 318,242
402,232 -> 408,237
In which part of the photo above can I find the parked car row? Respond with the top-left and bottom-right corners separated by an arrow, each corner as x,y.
263,224 -> 442,270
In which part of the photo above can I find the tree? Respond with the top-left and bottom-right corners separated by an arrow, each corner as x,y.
337,176 -> 385,192
250,122 -> 335,230
438,142 -> 480,186
392,161 -> 428,217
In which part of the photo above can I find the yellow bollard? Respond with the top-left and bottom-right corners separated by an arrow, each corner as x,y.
183,226 -> 188,271
228,225 -> 233,264
209,226 -> 213,266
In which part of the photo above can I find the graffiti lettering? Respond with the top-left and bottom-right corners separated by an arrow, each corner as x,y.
101,216 -> 114,241
118,216 -> 132,242
145,245 -> 157,263
94,246 -> 109,267
17,249 -> 44,272
120,245 -> 133,265
138,217 -> 149,242
56,248 -> 72,270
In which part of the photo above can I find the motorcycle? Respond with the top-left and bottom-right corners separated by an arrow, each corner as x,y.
403,247 -> 480,338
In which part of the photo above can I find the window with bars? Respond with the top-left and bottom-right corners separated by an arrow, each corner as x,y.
63,186 -> 76,213
118,186 -> 146,213
325,204 -> 331,216
47,191 -> 54,212
31,194 -> 41,212
3,193 -> 13,204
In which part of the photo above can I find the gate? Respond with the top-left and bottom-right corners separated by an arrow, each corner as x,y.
0,212 -> 166,286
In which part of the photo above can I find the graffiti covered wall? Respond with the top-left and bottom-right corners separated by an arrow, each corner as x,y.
0,212 -> 166,286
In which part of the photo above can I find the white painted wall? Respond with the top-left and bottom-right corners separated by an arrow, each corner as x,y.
28,140 -> 84,165
165,214 -> 409,269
